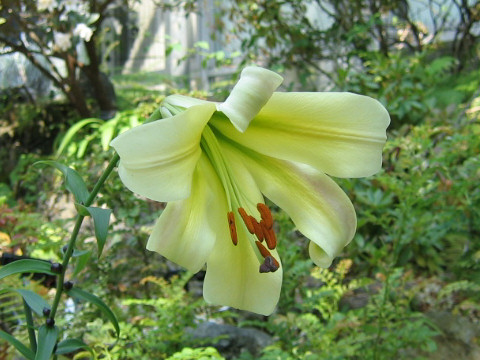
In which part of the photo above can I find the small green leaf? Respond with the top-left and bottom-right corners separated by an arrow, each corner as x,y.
73,250 -> 92,277
55,338 -> 94,356
68,287 -> 119,338
0,330 -> 35,359
75,204 -> 112,257
34,161 -> 89,204
194,41 -> 209,50
0,259 -> 55,281
74,203 -> 91,216
15,289 -> 51,316
35,325 -> 58,360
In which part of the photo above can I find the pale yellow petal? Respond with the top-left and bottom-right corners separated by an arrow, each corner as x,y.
211,92 -> 390,178
203,148 -> 282,315
221,141 -> 356,268
203,219 -> 282,316
146,155 -> 223,273
217,67 -> 283,133
110,103 -> 216,202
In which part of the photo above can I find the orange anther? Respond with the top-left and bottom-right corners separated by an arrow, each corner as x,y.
257,203 -> 273,229
238,207 -> 255,234
250,216 -> 264,242
256,241 -> 280,273
255,240 -> 271,258
227,212 -> 238,246
266,228 -> 276,250
261,220 -> 277,250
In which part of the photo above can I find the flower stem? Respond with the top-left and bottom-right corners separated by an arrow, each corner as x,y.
49,153 -> 119,320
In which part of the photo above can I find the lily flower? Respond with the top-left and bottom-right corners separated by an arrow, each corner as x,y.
110,66 -> 390,315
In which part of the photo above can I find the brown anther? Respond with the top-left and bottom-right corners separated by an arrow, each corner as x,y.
264,256 -> 279,271
257,203 -> 273,229
238,207 -> 255,234
255,242 -> 280,270
250,216 -> 264,242
259,256 -> 280,273
261,220 -> 277,250
227,212 -> 238,246
259,263 -> 270,273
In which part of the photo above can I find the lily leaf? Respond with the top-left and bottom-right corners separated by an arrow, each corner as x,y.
67,287 -> 119,338
34,161 -> 89,204
0,330 -> 35,360
35,325 -> 58,360
0,259 -> 55,281
73,250 -> 92,277
75,204 -> 112,257
55,338 -> 94,356
14,289 -> 50,316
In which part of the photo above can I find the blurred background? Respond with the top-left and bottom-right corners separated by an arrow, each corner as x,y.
0,0 -> 479,359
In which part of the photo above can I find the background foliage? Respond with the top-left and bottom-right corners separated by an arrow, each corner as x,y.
1,0 -> 480,359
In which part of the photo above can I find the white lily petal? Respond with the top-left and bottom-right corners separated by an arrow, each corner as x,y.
221,141 -> 356,268
110,103 -> 216,202
204,218 -> 282,316
217,67 -> 283,133
211,92 -> 390,178
146,155 -> 223,273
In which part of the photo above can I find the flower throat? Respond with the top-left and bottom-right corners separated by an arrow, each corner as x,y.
200,125 -> 280,273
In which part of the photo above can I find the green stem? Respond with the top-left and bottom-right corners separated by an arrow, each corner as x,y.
23,299 -> 37,352
49,153 -> 119,320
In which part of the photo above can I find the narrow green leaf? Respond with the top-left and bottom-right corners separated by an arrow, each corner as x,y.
76,135 -> 95,158
34,161 -> 89,204
68,287 -> 119,338
74,203 -> 91,217
0,259 -> 55,281
55,118 -> 103,157
0,330 -> 35,360
73,250 -> 92,277
16,289 -> 51,316
55,338 -> 94,356
100,121 -> 116,151
34,325 -> 58,360
75,204 -> 112,257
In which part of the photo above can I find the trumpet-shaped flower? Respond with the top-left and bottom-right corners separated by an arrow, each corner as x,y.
110,66 -> 390,315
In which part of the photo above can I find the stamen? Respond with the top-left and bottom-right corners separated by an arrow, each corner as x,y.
227,212 -> 238,246
259,256 -> 279,273
261,220 -> 277,250
257,203 -> 273,229
255,241 -> 280,272
255,240 -> 270,258
264,256 -> 279,271
238,207 -> 255,234
250,216 -> 264,242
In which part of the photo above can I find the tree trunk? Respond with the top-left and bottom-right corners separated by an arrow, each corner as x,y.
83,39 -> 117,117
